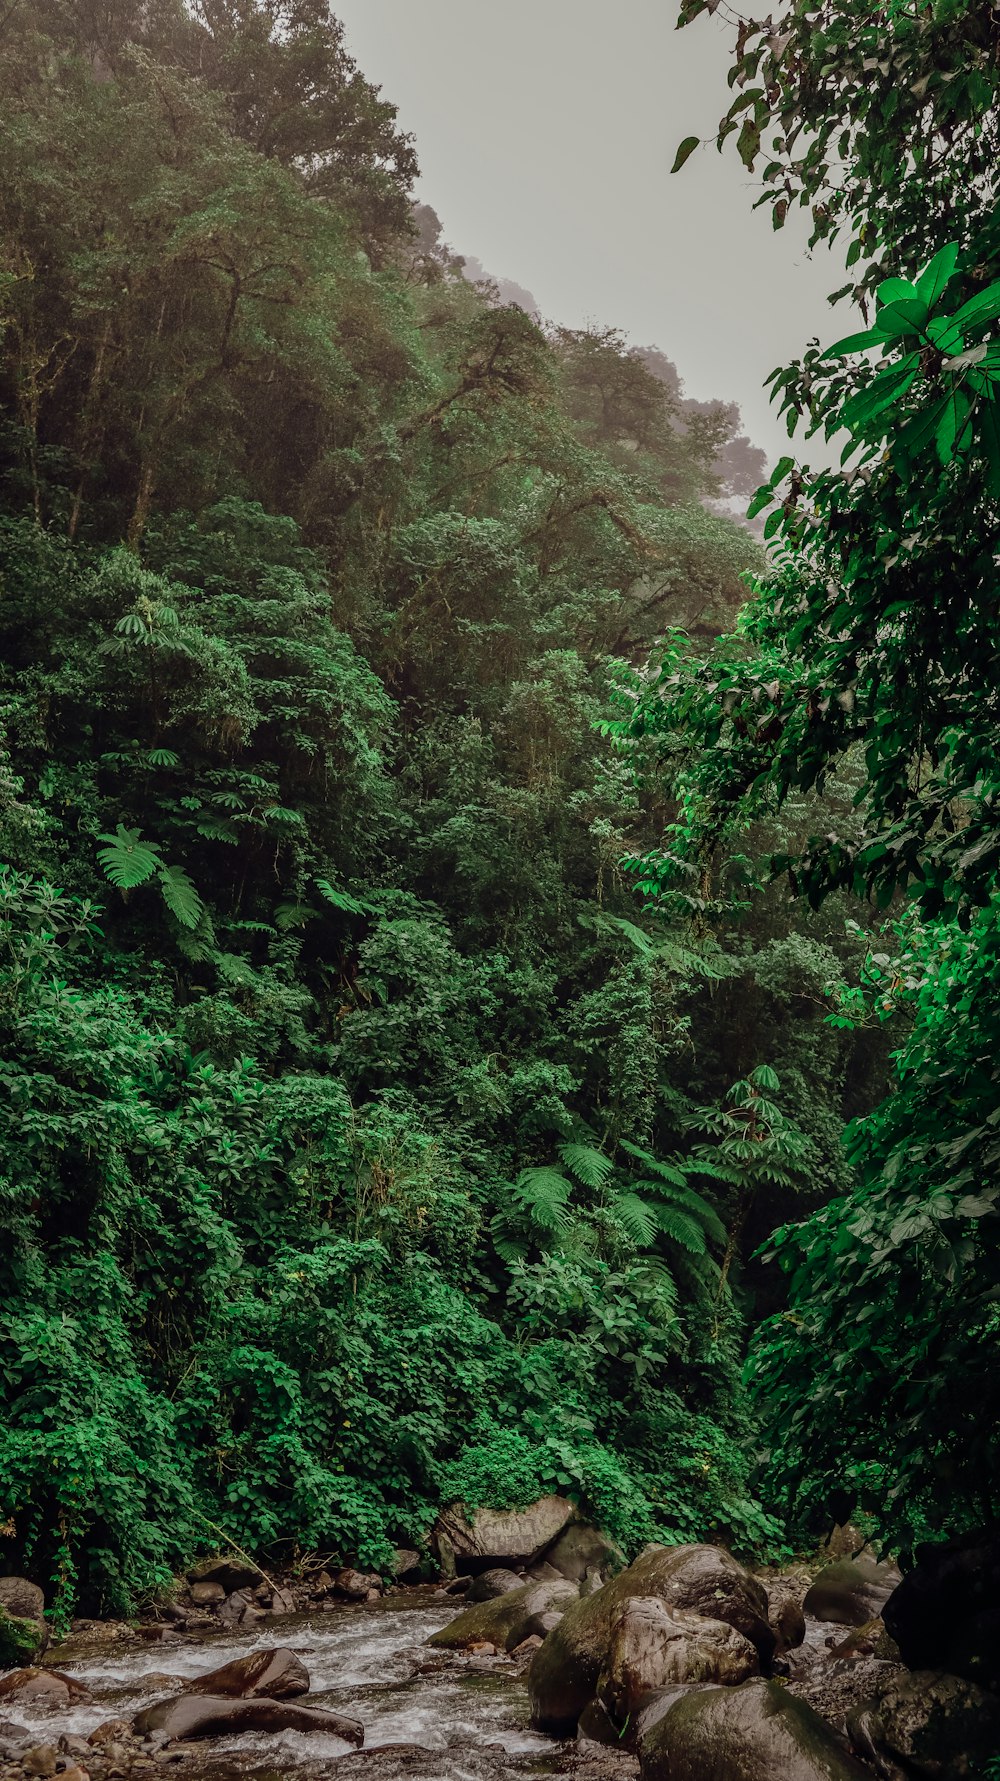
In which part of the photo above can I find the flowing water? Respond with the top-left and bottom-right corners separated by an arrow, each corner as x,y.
14,1595 -> 577,1781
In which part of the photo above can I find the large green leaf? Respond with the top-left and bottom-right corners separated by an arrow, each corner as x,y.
97,826 -> 162,890
158,864 -> 204,931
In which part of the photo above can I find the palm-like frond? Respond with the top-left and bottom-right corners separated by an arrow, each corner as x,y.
558,1141 -> 614,1189
512,1166 -> 574,1232
97,825 -> 162,890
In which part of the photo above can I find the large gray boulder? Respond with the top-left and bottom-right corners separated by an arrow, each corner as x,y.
434,1497 -> 576,1569
466,1568 -> 523,1603
528,1544 -> 774,1733
641,1678 -> 872,1781
848,1669 -> 1000,1780
0,1581 -> 45,1626
803,1558 -> 900,1627
133,1695 -> 363,1744
429,1579 -> 577,1652
599,1599 -> 758,1723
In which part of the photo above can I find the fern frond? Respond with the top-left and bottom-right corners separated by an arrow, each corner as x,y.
316,878 -> 372,915
97,826 -> 162,890
158,864 -> 204,931
654,1205 -> 708,1255
558,1141 -> 614,1189
609,1190 -> 658,1246
619,1139 -> 688,1189
513,1166 -> 574,1231
632,1182 -> 728,1246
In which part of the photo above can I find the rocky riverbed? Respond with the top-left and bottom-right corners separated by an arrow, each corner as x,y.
1,1520 -> 998,1781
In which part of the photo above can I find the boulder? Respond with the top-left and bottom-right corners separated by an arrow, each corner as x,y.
0,1609 -> 46,1669
803,1557 -> 901,1627
466,1569 -> 524,1603
542,1524 -> 624,1584
187,1555 -> 262,1593
429,1579 -> 578,1653
22,1745 -> 59,1777
528,1544 -> 774,1734
333,1568 -> 382,1600
186,1648 -> 309,1699
829,1618 -> 900,1662
268,1586 -> 297,1616
188,1581 -> 225,1607
434,1497 -> 576,1568
600,1599 -> 758,1723
218,1588 -> 265,1628
0,1580 -> 45,1625
133,1694 -> 364,1745
0,1670 -> 90,1707
392,1549 -> 422,1581
772,1598 -> 806,1652
882,1523 -> 1000,1687
848,1669 -> 1000,1780
641,1678 -> 872,1781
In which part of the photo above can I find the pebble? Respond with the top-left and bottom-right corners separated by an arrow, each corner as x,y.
22,1749 -> 58,1778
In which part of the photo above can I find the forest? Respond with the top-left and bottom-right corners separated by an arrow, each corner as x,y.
0,0 -> 997,1704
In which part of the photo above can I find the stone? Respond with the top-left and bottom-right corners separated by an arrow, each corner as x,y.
848,1668 -> 1000,1780
882,1522 -> 1000,1687
217,1590 -> 264,1628
59,1767 -> 89,1781
528,1544 -> 775,1734
434,1497 -> 577,1568
58,1738 -> 92,1759
510,1635 -> 544,1657
640,1678 -> 872,1781
132,1695 -> 364,1746
333,1568 -> 382,1600
188,1582 -> 224,1608
0,1671 -> 90,1708
0,1582 -> 44,1627
599,1599 -> 758,1723
803,1557 -> 901,1627
829,1617 -> 900,1662
543,1524 -> 625,1584
87,1722 -> 131,1748
822,1523 -> 868,1560
429,1579 -> 578,1653
268,1587 -> 297,1616
186,1555 -> 262,1593
392,1549 -> 421,1581
772,1597 -> 806,1652
186,1648 -> 309,1700
466,1569 -> 523,1603
22,1746 -> 58,1777
0,1610 -> 45,1670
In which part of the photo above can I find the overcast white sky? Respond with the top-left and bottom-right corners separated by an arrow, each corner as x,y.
333,0 -> 848,468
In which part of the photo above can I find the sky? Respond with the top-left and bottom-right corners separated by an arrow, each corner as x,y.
332,0 -> 849,468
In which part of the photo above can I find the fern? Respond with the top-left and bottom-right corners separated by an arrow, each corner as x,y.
316,878 -> 372,915
653,1205 -> 708,1255
158,864 -> 204,931
512,1166 -> 574,1232
558,1141 -> 614,1189
97,826 -> 162,890
609,1190 -> 659,1246
631,1180 -> 728,1246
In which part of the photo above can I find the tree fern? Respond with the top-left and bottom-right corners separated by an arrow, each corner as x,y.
512,1166 -> 574,1232
609,1190 -> 659,1246
97,826 -> 162,890
316,878 -> 372,915
653,1204 -> 708,1255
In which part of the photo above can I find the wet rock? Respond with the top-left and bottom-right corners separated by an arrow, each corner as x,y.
543,1524 -> 625,1585
803,1557 -> 901,1627
186,1556 -> 261,1593
772,1597 -> 806,1652
434,1497 -> 577,1568
823,1524 -> 869,1561
217,1590 -> 265,1629
599,1599 -> 758,1723
829,1617 -> 900,1662
60,1767 -> 90,1781
186,1647 -> 309,1699
429,1578 -> 578,1653
848,1668 -> 1000,1780
22,1746 -> 59,1777
0,1671 -> 90,1708
578,1697 -> 624,1749
87,1722 -> 132,1748
67,1621 -> 131,1645
58,1737 -> 94,1760
334,1568 -> 382,1600
466,1569 -> 523,1603
187,1582 -> 224,1608
268,1587 -> 297,1616
641,1677 -> 872,1781
791,1654 -> 902,1736
528,1543 -> 775,1734
510,1635 -> 544,1657
392,1550 -> 421,1581
882,1523 -> 1000,1687
0,1581 -> 45,1627
0,1611 -> 46,1671
133,1694 -> 364,1745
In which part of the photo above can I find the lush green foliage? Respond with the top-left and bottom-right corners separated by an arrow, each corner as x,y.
624,0 -> 1000,1551
0,0 -> 871,1615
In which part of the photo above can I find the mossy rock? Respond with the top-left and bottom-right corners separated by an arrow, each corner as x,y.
0,1607 -> 46,1669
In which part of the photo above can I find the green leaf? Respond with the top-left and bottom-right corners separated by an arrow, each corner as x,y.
822,330 -> 883,358
915,242 -> 959,308
876,276 -> 918,307
978,397 -> 1000,498
655,1205 -> 708,1254
671,135 -> 701,174
950,281 -> 1000,334
935,387 -> 972,463
873,296 -> 929,339
315,878 -> 372,915
97,826 -> 162,890
158,864 -> 204,931
610,1191 -> 659,1246
839,362 -> 917,433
